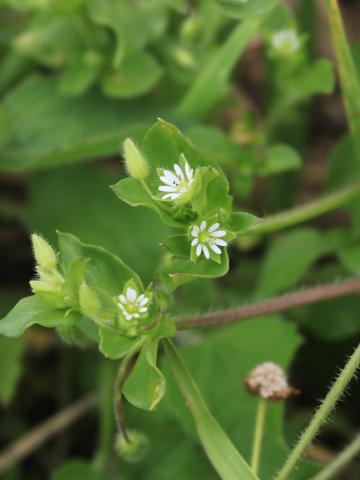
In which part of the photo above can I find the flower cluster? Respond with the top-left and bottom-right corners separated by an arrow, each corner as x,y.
244,362 -> 298,401
271,29 -> 300,55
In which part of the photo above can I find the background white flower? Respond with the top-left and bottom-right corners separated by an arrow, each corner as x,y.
271,29 -> 300,55
191,220 -> 227,260
158,160 -> 194,201
118,287 -> 149,321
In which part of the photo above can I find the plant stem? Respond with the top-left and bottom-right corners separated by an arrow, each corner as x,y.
251,398 -> 267,476
93,359 -> 117,471
163,338 -> 259,480
275,343 -> 360,480
247,182 -> 360,234
326,0 -> 360,165
176,277 -> 360,330
113,339 -> 144,442
311,433 -> 360,480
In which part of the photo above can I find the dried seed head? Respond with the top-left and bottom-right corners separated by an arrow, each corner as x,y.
244,362 -> 299,401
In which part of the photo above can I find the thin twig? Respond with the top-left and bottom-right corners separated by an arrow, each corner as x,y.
177,277 -> 360,330
0,394 -> 97,473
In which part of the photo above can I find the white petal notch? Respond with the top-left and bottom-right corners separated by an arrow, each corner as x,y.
190,220 -> 228,262
158,154 -> 195,204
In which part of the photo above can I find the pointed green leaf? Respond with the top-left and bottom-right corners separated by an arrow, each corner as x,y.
57,232 -> 142,296
0,296 -> 74,338
99,326 -> 142,359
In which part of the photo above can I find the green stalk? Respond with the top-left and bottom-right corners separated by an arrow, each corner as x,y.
275,343 -> 360,480
311,433 -> 360,480
93,359 -> 117,471
248,182 -> 360,234
251,398 -> 268,476
163,338 -> 258,480
178,18 -> 260,119
326,0 -> 360,165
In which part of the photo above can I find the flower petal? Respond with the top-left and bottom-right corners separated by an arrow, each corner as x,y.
191,226 -> 199,236
208,223 -> 220,233
196,244 -> 203,257
174,163 -> 184,180
163,170 -> 179,185
159,185 -> 177,192
211,230 -> 226,237
191,238 -> 199,246
139,307 -> 148,313
185,162 -> 193,181
213,238 -> 227,247
126,287 -> 137,302
209,243 -> 222,254
200,220 -> 207,231
203,245 -> 210,259
139,297 -> 149,306
119,294 -> 127,304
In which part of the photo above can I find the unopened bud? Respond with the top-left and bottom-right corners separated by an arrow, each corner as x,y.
244,362 -> 299,401
123,138 -> 149,181
115,430 -> 148,463
31,234 -> 58,271
79,282 -> 101,319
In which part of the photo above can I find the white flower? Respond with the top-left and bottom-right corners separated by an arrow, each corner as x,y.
271,29 -> 300,55
118,287 -> 149,321
158,159 -> 194,201
191,220 -> 227,260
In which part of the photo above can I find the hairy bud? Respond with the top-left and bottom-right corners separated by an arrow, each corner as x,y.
31,234 -> 58,271
123,138 -> 149,181
79,282 -> 101,319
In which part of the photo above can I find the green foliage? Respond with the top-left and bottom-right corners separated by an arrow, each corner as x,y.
0,336 -> 25,404
52,460 -> 110,480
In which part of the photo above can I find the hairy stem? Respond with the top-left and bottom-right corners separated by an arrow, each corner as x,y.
311,433 -> 360,480
177,277 -> 360,330
247,182 -> 360,235
275,343 -> 360,480
251,398 -> 267,476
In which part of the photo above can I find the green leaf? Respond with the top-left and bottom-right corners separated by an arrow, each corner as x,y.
230,211 -> 262,233
0,296 -> 74,338
143,119 -> 232,212
25,165 -> 168,283
0,104 -> 11,146
57,57 -> 99,97
178,18 -> 260,118
101,52 -> 162,99
52,460 -> 110,480
326,0 -> 360,166
57,232 -> 142,296
286,59 -> 335,103
337,242 -> 360,274
99,326 -> 141,359
111,177 -> 184,229
164,338 -> 259,480
0,75 -> 161,171
123,317 -> 176,410
259,144 -> 302,176
161,251 -> 229,290
0,336 -> 25,404
215,0 -> 279,19
162,316 -> 319,479
257,228 -> 329,296
161,234 -> 189,257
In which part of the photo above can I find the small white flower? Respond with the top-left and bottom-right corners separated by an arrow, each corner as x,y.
191,220 -> 227,260
271,29 -> 300,55
118,287 -> 149,321
158,158 -> 194,201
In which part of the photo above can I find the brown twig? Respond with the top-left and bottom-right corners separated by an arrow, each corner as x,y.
0,394 -> 97,473
177,277 -> 360,330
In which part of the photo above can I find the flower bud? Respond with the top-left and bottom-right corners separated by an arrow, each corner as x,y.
123,138 -> 149,181
79,282 -> 101,319
115,430 -> 148,463
31,234 -> 58,272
